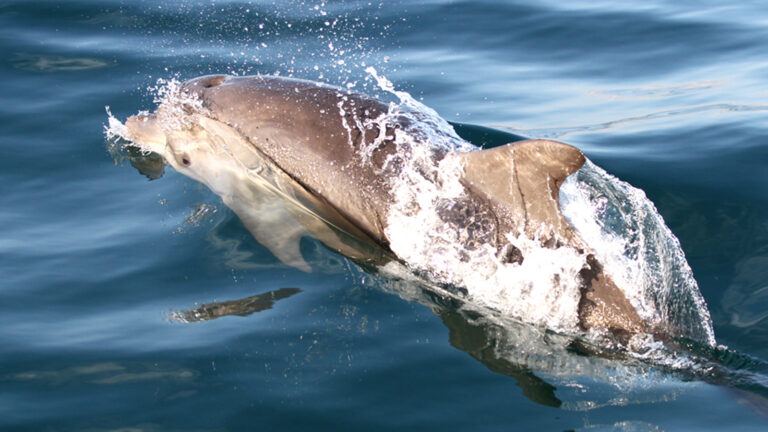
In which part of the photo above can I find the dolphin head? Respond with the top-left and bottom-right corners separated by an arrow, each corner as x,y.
124,75 -> 229,170
124,112 -> 199,177
124,103 -> 258,197
124,74 -> 324,185
124,113 -> 165,154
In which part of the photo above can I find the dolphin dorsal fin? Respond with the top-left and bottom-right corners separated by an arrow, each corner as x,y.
450,139 -> 586,243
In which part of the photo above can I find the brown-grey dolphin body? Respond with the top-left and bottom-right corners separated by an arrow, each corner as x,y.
123,74 -> 647,338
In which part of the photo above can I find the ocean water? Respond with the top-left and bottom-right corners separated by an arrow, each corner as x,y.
2,0 -> 768,430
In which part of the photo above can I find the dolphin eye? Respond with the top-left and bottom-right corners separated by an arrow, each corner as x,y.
176,153 -> 191,167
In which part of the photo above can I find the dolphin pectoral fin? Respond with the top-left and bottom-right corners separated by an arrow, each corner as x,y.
259,227 -> 311,273
226,199 -> 313,273
272,175 -> 385,250
451,139 -> 585,242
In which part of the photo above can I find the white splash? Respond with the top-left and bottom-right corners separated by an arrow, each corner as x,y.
365,67 -> 588,333
104,78 -> 209,155
149,78 -> 210,132
104,106 -> 131,143
366,67 -> 715,344
560,163 -> 716,345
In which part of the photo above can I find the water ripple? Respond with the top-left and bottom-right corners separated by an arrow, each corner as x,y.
497,103 -> 768,139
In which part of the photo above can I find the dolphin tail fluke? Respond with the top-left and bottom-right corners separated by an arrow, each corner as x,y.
452,139 -> 585,243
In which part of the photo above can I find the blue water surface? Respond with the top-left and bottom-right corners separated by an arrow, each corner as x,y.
1,1 -> 768,430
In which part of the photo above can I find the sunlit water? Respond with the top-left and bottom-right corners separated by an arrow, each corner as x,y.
2,1 -> 768,430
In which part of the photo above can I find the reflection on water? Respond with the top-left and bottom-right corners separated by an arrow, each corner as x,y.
167,260 -> 702,411
588,80 -> 724,100
171,264 -> 746,411
499,103 -> 768,139
373,270 -> 696,411
437,307 -> 563,408
184,202 -> 218,227
171,287 -> 301,323
8,362 -> 197,385
722,255 -> 768,328
372,266 -> 768,415
108,146 -> 166,181
10,53 -> 109,72
577,420 -> 665,432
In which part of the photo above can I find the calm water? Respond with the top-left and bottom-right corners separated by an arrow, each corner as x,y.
2,0 -> 768,430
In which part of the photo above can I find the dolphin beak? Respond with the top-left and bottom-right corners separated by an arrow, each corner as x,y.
125,113 -> 166,154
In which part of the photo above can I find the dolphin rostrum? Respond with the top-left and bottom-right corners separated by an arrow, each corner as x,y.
122,74 -> 648,339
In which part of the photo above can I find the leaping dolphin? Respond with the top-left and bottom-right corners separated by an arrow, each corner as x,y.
122,74 -> 647,339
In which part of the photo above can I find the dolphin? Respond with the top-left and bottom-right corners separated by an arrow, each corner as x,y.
122,74 -> 647,339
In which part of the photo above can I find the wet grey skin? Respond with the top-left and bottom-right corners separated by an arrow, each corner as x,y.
124,74 -> 647,339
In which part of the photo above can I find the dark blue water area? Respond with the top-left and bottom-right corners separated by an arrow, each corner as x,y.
2,0 -> 768,430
